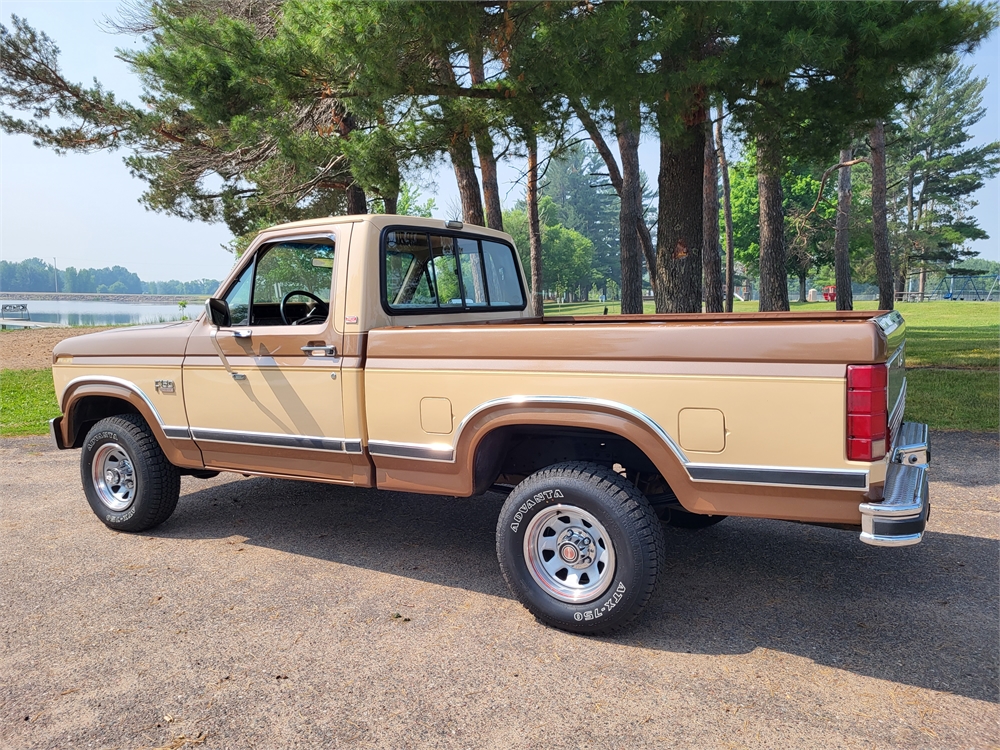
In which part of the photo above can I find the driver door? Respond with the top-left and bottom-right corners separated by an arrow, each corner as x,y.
183,229 -> 355,482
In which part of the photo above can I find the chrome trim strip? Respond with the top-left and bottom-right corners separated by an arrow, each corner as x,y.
162,426 -> 192,440
344,439 -> 364,454
453,395 -> 690,464
63,375 -> 165,426
687,464 -> 869,490
367,440 -> 455,462
190,427 -> 353,453
888,378 -> 907,450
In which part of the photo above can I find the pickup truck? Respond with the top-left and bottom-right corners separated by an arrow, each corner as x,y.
50,215 -> 931,634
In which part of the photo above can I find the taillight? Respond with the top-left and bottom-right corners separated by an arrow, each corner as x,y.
847,364 -> 887,461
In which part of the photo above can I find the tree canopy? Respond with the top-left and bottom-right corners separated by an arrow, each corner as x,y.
1,1 -> 996,311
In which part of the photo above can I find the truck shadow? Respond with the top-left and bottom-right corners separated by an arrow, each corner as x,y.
157,475 -> 997,703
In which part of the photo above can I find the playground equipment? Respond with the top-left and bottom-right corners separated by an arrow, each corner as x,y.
932,274 -> 998,301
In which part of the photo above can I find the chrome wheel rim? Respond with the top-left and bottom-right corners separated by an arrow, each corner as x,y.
91,442 -> 137,512
523,504 -> 616,603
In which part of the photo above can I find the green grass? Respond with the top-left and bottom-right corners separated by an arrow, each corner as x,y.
0,369 -> 60,437
905,369 -> 998,432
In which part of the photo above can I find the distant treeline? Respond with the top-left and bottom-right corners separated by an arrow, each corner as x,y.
0,257 -> 219,295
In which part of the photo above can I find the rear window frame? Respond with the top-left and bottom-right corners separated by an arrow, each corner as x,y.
379,225 -> 528,316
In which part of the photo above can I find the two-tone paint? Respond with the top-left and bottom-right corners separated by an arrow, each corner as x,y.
52,214 -> 907,529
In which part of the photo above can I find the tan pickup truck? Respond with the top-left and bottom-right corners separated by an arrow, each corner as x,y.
50,215 -> 930,633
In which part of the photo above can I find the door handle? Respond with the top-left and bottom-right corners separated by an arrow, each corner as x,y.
301,345 -> 338,357
231,329 -> 252,339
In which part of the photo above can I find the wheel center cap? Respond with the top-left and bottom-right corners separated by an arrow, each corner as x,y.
106,469 -> 120,484
557,527 -> 596,568
559,543 -> 579,563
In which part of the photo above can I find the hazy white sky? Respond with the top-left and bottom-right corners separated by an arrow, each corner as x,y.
1,0 -> 997,282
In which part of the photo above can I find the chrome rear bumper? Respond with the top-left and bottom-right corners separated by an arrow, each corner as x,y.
892,421 -> 930,466
859,422 -> 930,547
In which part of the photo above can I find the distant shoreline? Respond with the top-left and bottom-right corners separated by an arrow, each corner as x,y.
0,292 -> 210,304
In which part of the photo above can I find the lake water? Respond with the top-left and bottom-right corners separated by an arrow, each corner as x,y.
1,299 -> 189,327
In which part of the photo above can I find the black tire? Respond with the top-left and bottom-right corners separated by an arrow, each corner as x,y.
80,414 -> 181,532
496,461 -> 665,635
658,506 -> 727,529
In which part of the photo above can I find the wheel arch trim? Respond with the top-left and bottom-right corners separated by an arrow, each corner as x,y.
58,376 -> 203,468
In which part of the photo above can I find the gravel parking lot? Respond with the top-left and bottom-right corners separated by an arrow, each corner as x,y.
1,431 -> 997,749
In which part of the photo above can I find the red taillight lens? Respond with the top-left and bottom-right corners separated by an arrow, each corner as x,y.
847,364 -> 887,462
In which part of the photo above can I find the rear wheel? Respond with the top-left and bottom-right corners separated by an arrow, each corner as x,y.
496,462 -> 665,635
81,414 -> 180,532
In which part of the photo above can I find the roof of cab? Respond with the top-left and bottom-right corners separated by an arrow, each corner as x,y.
258,214 -> 514,243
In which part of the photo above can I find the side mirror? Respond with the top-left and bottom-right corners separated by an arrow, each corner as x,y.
206,298 -> 231,328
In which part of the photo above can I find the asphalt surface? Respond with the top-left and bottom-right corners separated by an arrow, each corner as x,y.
1,431 -> 997,750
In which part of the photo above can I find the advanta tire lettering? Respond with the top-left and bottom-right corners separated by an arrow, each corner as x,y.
496,461 -> 665,635
80,414 -> 181,533
509,489 -> 564,532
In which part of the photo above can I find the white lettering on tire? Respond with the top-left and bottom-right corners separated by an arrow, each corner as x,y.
576,582 -> 627,622
509,489 -> 564,532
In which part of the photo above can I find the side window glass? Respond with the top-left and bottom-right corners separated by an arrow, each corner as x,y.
224,262 -> 254,326
386,232 -> 438,308
482,240 -> 524,306
456,238 -> 488,307
430,236 -> 462,305
251,241 -> 334,325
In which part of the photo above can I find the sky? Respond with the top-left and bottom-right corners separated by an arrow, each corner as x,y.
1,1 -> 997,283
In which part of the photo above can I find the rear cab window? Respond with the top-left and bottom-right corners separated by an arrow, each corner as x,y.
382,228 -> 526,314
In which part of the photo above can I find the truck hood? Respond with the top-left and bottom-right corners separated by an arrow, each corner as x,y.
52,320 -> 198,362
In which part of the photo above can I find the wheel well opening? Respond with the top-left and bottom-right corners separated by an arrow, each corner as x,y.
473,425 -> 668,496
69,396 -> 142,448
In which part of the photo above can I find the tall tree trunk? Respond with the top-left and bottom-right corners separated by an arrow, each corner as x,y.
636,219 -> 656,292
347,184 -> 367,215
433,53 -> 485,226
799,270 -> 807,302
381,191 -> 398,214
870,120 -> 894,310
895,262 -> 907,299
655,123 -> 704,313
526,132 -> 543,317
715,103 -> 735,313
337,109 -> 368,215
573,101 -> 656,293
449,136 -> 486,227
702,119 -> 723,313
616,110 -> 644,315
834,147 -> 854,311
469,45 -> 503,231
756,132 -> 789,311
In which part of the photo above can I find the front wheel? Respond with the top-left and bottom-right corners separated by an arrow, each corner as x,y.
81,414 -> 181,532
496,462 -> 665,635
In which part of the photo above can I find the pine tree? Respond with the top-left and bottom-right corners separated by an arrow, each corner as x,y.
888,56 -> 1000,295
